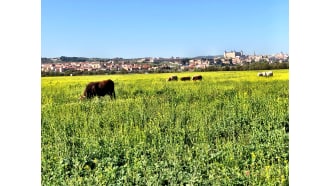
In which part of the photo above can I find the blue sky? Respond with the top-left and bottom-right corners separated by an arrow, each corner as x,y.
42,0 -> 288,58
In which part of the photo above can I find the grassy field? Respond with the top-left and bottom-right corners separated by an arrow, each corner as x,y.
41,69 -> 289,185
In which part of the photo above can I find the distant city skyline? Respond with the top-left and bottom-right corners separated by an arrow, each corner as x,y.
43,50 -> 288,60
42,0 -> 288,58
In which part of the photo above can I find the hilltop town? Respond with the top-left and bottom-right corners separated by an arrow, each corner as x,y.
41,51 -> 289,76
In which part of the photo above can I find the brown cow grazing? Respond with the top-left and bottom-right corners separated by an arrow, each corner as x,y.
192,75 -> 202,81
80,79 -> 115,99
180,76 -> 191,81
168,75 -> 178,81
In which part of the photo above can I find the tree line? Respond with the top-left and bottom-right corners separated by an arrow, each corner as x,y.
41,62 -> 288,77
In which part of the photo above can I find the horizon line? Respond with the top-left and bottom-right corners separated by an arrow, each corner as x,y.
42,52 -> 289,59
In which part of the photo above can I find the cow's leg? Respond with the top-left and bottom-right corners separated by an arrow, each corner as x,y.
108,91 -> 115,99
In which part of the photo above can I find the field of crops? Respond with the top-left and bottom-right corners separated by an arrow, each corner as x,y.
41,69 -> 289,185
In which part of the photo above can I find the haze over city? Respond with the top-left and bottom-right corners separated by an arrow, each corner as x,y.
42,0 -> 288,59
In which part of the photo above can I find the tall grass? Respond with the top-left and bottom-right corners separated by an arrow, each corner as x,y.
42,70 -> 289,185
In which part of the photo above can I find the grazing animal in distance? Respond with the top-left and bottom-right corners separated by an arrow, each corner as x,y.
80,79 -> 115,99
265,71 -> 273,77
168,75 -> 178,81
192,75 -> 202,81
180,76 -> 191,81
258,71 -> 273,77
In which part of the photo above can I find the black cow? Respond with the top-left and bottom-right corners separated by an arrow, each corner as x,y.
80,79 -> 115,99
168,75 -> 178,81
192,75 -> 202,81
180,76 -> 191,81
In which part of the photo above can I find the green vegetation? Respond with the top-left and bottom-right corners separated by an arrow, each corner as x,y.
42,70 -> 289,185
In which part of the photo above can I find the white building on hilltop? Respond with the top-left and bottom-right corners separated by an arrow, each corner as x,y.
224,50 -> 243,59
